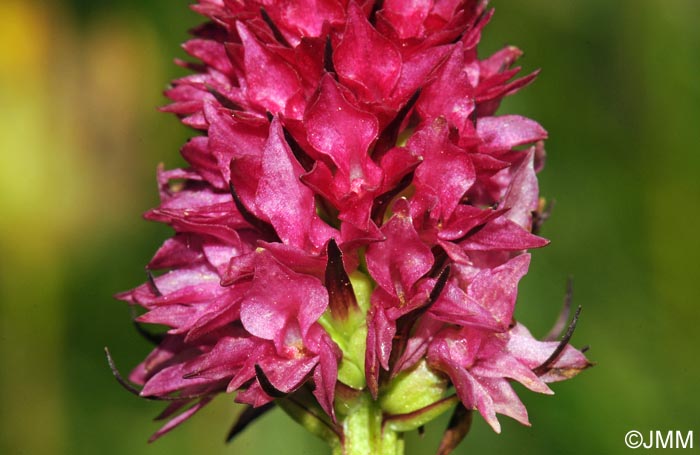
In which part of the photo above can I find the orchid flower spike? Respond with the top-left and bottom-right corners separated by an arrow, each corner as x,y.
114,1 -> 591,454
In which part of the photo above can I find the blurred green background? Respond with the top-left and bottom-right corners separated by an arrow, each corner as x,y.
1,1 -> 698,454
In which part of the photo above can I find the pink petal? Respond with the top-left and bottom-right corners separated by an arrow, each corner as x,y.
410,119 -> 476,220
257,355 -> 318,393
148,397 -> 213,443
304,74 -> 381,188
240,252 -> 328,346
428,279 -> 500,331
237,22 -> 303,117
364,304 -> 395,397
473,347 -> 552,395
391,45 -> 451,104
137,303 -> 210,334
334,2 -> 402,101
437,206 -> 503,241
479,46 -> 523,79
181,136 -> 226,190
417,42 -> 475,134
311,331 -> 340,420
501,148 -> 540,229
380,0 -> 432,39
182,39 -> 233,76
481,377 -> 530,427
477,115 -> 547,153
460,217 -> 549,252
203,101 -> 267,200
148,235 -> 204,270
255,118 -> 320,250
128,335 -> 186,385
428,333 -> 501,432
185,286 -> 248,341
466,254 -> 531,329
262,0 -> 345,44
507,323 -> 591,382
366,200 -> 434,298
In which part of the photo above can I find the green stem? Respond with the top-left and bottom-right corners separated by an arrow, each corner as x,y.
334,393 -> 403,455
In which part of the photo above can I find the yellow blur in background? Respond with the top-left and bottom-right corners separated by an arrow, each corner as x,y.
1,1 -> 698,454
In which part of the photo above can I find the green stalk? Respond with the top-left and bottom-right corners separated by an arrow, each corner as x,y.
334,393 -> 403,455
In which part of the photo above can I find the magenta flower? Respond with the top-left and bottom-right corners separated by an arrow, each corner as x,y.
113,1 -> 591,453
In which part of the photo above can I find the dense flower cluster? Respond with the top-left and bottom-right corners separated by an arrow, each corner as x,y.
116,0 -> 590,449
